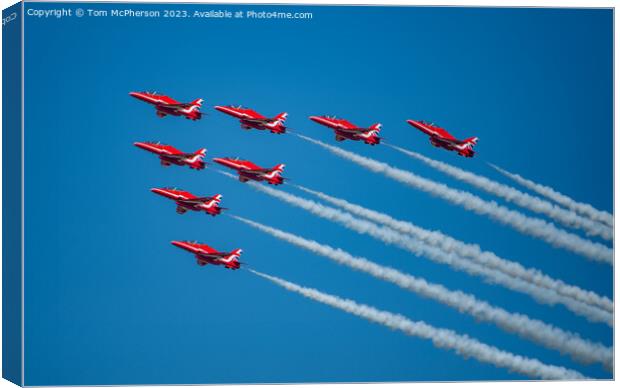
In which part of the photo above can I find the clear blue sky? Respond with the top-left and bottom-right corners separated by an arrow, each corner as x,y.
23,3 -> 612,385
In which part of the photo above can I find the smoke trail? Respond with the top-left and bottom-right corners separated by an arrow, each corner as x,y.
489,164 -> 613,229
296,134 -> 612,264
295,185 -> 613,315
236,216 -> 612,368
388,145 -> 612,241
250,270 -> 587,380
218,174 -> 611,326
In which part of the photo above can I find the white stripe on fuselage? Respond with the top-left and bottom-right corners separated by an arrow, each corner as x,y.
141,95 -> 200,114
359,130 -> 379,139
141,143 -> 174,155
263,170 -> 281,179
220,106 -> 250,118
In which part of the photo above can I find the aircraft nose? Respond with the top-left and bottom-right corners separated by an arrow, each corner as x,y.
150,188 -> 166,195
129,91 -> 140,98
171,241 -> 186,249
212,157 -> 226,165
214,106 -> 226,112
309,115 -> 321,122
133,141 -> 147,149
406,119 -> 422,129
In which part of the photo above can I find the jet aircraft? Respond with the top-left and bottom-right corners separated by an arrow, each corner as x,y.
134,141 -> 207,170
309,115 -> 382,145
407,119 -> 478,157
215,105 -> 288,134
151,188 -> 225,216
213,157 -> 286,185
130,91 -> 204,120
171,241 -> 242,269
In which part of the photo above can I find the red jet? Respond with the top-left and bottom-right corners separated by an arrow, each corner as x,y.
129,91 -> 204,120
134,141 -> 207,170
309,115 -> 382,145
407,120 -> 478,158
151,188 -> 226,216
171,241 -> 243,270
215,105 -> 288,134
213,157 -> 285,185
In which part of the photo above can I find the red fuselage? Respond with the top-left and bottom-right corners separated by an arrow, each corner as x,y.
134,142 -> 206,170
309,116 -> 381,145
215,105 -> 287,134
129,91 -> 204,120
151,188 -> 224,216
213,157 -> 285,185
171,241 -> 242,269
407,120 -> 478,158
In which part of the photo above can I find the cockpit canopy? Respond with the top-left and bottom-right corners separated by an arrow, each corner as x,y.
420,120 -> 437,127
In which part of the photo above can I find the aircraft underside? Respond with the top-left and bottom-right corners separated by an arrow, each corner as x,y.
160,157 -> 184,167
175,203 -> 220,216
196,257 -> 239,269
240,120 -> 285,134
430,138 -> 474,157
335,130 -> 379,145
156,106 -> 201,120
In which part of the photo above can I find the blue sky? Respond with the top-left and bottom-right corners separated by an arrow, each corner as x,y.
23,3 -> 612,385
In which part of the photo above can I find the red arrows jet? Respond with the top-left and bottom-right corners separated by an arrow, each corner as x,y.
134,141 -> 207,170
171,241 -> 243,270
129,91 -> 204,120
213,157 -> 285,185
151,188 -> 225,216
407,120 -> 478,158
309,115 -> 382,145
215,105 -> 288,134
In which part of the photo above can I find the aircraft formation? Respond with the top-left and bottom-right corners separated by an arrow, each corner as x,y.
130,90 -> 478,270
130,91 -> 613,380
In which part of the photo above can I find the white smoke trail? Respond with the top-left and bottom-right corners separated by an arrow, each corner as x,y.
489,163 -> 613,228
387,145 -> 612,241
236,216 -> 612,368
250,270 -> 587,380
296,134 -> 612,264
295,185 -> 613,315
218,173 -> 612,326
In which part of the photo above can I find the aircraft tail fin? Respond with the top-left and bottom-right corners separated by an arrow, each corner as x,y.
195,148 -> 207,158
266,113 -> 288,133
271,163 -> 285,175
191,98 -> 204,107
213,194 -> 223,203
264,164 -> 286,183
224,248 -> 243,262
186,148 -> 207,169
274,112 -> 288,123
463,136 -> 479,148
369,123 -> 382,132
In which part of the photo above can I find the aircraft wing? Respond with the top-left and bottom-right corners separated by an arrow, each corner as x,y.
433,136 -> 460,145
243,118 -> 272,124
339,127 -> 368,134
197,252 -> 226,260
177,197 -> 216,204
239,168 -> 270,175
163,153 -> 193,160
161,102 -> 193,108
